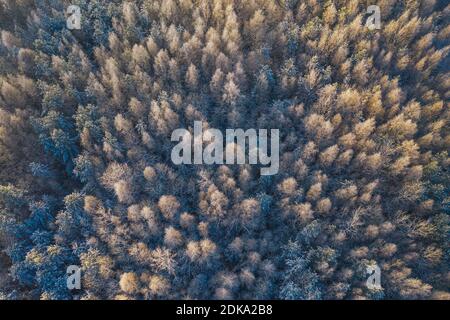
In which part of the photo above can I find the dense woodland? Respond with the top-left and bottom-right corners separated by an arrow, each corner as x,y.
0,0 -> 449,300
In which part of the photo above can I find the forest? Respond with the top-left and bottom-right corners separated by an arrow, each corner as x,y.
0,0 -> 448,300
